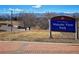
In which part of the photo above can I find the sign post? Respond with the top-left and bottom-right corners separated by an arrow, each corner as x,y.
75,19 -> 78,40
48,19 -> 52,39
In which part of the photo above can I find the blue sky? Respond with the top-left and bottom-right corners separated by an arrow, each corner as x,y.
0,5 -> 79,14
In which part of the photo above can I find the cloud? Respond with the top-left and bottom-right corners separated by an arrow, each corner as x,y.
15,8 -> 23,12
8,8 -> 14,11
8,8 -> 23,12
32,5 -> 42,8
63,11 -> 77,13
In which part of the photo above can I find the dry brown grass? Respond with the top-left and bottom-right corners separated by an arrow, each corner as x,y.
0,30 -> 79,43
0,21 -> 18,25
0,30 -> 48,41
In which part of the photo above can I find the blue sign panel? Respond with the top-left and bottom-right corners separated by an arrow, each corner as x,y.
51,16 -> 75,32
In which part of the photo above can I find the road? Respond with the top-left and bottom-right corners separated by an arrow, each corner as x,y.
0,41 -> 79,53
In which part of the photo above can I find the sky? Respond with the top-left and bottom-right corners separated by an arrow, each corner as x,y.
0,5 -> 79,14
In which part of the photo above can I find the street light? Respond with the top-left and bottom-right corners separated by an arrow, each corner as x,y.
10,10 -> 13,32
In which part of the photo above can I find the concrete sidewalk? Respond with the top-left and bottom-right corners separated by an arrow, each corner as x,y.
0,41 -> 79,53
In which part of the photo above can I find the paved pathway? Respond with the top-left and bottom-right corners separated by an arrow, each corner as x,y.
0,41 -> 79,54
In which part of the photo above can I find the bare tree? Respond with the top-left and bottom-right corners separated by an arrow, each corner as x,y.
17,13 -> 37,30
17,12 -> 57,30
37,12 -> 57,29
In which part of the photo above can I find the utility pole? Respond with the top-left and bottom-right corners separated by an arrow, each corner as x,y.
22,11 -> 26,31
10,10 -> 13,32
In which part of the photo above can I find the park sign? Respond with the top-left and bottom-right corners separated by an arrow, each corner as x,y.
50,16 -> 76,32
